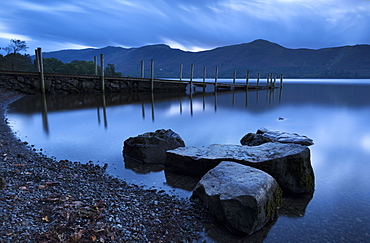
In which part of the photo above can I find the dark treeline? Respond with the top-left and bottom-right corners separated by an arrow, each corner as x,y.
0,54 -> 122,77
0,39 -> 122,77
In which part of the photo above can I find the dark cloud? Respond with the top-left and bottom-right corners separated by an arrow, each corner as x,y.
0,0 -> 369,53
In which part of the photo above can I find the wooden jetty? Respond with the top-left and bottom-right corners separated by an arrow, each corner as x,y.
0,48 -> 283,94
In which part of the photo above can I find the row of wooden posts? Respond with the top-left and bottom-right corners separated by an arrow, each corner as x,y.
34,48 -> 108,94
135,60 -> 283,92
34,47 -> 283,94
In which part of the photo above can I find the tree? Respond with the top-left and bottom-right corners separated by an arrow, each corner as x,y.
1,53 -> 34,71
105,63 -> 122,77
0,39 -> 33,71
42,58 -> 64,73
2,39 -> 29,54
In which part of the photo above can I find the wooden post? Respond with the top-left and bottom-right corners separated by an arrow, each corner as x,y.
233,70 -> 236,86
94,56 -> 98,75
280,74 -> 283,88
266,74 -> 270,87
274,74 -> 277,87
257,73 -> 260,87
35,49 -> 40,72
179,64 -> 183,81
214,66 -> 218,92
150,59 -> 154,92
190,63 -> 194,91
141,60 -> 145,78
37,48 -> 45,94
270,73 -> 273,87
100,54 -> 105,93
203,67 -> 206,92
246,70 -> 250,90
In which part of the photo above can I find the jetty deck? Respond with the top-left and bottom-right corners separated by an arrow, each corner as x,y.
0,70 -> 281,94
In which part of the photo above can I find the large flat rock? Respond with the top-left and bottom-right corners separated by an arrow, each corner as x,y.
166,143 -> 314,194
192,161 -> 282,235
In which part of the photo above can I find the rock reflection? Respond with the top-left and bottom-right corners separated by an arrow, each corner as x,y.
203,215 -> 277,243
278,192 -> 314,217
124,157 -> 163,174
164,170 -> 199,192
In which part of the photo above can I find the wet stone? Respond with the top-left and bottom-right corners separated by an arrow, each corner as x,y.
166,143 -> 315,194
123,129 -> 185,164
192,161 -> 282,235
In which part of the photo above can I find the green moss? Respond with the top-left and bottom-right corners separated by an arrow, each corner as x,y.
264,186 -> 282,220
288,156 -> 315,192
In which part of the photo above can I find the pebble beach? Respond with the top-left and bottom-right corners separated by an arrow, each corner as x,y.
0,90 -> 213,242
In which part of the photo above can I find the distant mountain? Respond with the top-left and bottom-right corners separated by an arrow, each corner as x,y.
41,39 -> 370,78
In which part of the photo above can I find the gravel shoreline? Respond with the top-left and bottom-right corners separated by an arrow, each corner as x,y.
0,90 -> 214,242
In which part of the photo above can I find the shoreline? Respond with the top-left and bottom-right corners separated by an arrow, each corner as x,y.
0,90 -> 212,242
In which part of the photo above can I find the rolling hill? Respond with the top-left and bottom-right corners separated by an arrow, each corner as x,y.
41,39 -> 370,78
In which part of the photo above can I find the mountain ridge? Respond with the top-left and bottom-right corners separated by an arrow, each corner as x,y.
41,40 -> 370,78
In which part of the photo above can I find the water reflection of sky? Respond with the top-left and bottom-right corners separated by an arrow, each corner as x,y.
7,80 -> 370,242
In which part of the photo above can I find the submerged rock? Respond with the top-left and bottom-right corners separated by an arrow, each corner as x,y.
123,129 -> 185,164
192,161 -> 282,235
243,127 -> 314,146
166,143 -> 314,194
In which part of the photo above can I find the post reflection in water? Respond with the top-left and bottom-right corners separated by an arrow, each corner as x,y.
179,99 -> 183,114
102,94 -> 108,128
97,107 -> 101,125
245,89 -> 248,107
279,86 -> 283,102
96,94 -> 108,128
141,103 -> 145,119
190,92 -> 193,116
41,94 -> 49,135
37,88 -> 281,135
214,92 -> 217,112
232,92 -> 235,107
151,92 -> 155,122
202,94 -> 206,111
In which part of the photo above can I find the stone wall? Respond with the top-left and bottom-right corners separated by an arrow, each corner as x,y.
0,71 -> 187,94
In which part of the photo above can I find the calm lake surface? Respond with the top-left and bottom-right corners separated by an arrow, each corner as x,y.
7,79 -> 370,242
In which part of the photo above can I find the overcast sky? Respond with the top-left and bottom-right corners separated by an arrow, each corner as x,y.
1,0 -> 370,54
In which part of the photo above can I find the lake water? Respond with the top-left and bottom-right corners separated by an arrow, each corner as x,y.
7,79 -> 370,242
